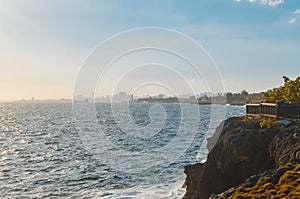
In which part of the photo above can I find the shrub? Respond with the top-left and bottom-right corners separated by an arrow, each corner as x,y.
264,76 -> 300,103
259,117 -> 279,128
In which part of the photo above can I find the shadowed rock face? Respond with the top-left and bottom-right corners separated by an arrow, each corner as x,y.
183,117 -> 300,199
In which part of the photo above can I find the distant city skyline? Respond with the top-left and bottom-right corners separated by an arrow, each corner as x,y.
10,91 -> 218,102
1,1 -> 299,101
73,90 -> 248,102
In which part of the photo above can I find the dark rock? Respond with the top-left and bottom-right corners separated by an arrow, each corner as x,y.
183,117 -> 300,199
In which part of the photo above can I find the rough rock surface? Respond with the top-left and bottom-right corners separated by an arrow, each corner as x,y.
210,162 -> 300,199
183,117 -> 300,199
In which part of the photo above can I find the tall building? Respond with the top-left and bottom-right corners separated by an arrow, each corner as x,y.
118,92 -> 128,101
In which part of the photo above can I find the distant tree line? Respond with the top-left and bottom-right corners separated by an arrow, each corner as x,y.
224,90 -> 264,105
197,91 -> 264,105
136,91 -> 265,105
134,76 -> 299,105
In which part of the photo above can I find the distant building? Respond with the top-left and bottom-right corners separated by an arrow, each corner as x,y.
179,94 -> 190,99
158,94 -> 164,98
74,94 -> 88,102
118,92 -> 128,101
129,95 -> 134,102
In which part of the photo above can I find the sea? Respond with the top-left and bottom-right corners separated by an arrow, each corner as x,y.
0,102 -> 245,198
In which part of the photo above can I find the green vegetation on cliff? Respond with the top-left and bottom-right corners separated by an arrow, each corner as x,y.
217,163 -> 300,199
264,76 -> 300,103
237,116 -> 288,129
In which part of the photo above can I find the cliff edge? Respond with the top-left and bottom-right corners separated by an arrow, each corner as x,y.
183,116 -> 300,199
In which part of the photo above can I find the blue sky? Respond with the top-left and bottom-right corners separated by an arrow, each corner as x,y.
0,0 -> 299,100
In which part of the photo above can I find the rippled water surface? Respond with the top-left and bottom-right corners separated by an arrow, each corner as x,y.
0,102 -> 245,198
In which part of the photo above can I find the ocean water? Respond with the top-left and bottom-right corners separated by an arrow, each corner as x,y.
0,102 -> 245,198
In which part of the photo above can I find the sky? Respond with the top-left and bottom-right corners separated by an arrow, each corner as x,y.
0,0 -> 299,101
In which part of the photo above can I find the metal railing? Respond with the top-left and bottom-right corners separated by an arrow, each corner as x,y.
246,102 -> 300,118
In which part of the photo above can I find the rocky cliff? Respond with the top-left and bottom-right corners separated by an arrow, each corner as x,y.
183,116 -> 300,199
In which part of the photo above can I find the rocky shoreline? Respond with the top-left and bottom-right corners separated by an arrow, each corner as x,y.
183,116 -> 300,199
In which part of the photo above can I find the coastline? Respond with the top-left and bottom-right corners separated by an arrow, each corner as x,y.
183,116 -> 300,198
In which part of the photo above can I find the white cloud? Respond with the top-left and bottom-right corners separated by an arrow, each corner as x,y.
233,0 -> 299,24
289,9 -> 300,24
289,17 -> 296,24
233,0 -> 284,7
294,9 -> 300,15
